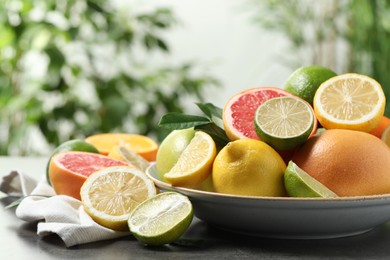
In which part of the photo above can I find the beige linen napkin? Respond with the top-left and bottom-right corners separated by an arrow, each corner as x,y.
1,171 -> 130,247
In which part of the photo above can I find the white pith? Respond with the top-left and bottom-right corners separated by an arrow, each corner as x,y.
314,74 -> 385,124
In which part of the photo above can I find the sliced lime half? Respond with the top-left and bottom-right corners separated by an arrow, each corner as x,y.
128,192 -> 193,246
284,161 -> 338,198
254,95 -> 314,151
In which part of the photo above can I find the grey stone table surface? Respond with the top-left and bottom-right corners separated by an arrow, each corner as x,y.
2,156 -> 390,260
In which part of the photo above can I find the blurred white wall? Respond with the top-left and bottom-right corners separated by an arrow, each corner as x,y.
125,0 -> 292,107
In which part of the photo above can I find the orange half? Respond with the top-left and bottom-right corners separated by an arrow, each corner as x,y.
85,133 -> 158,161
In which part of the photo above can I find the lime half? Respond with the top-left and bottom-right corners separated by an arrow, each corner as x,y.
254,96 -> 315,151
128,192 -> 193,246
284,161 -> 338,198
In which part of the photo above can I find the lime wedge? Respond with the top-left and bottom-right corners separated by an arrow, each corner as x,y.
128,192 -> 193,246
284,161 -> 338,198
254,95 -> 315,151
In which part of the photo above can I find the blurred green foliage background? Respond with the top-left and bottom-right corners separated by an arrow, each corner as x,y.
0,0 -> 219,155
1,0 -> 389,156
250,0 -> 390,113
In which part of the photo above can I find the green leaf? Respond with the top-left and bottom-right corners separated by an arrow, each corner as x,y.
158,112 -> 210,130
45,45 -> 65,70
159,102 -> 230,148
0,25 -> 14,48
156,38 -> 169,52
4,197 -> 24,209
4,195 -> 52,209
195,123 -> 230,148
196,102 -> 223,119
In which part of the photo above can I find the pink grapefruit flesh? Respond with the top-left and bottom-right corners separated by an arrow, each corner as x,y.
49,151 -> 127,199
223,87 -> 293,140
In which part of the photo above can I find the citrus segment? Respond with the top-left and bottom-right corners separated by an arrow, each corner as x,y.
223,87 -> 292,140
164,131 -> 217,188
128,192 -> 193,246
49,151 -> 127,200
46,139 -> 99,185
108,142 -> 151,172
284,65 -> 337,105
85,133 -> 158,161
212,138 -> 286,197
313,73 -> 385,132
80,166 -> 157,231
156,128 -> 196,181
284,161 -> 338,198
254,96 -> 315,151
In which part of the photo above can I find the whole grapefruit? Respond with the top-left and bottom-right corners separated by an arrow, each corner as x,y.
291,129 -> 390,196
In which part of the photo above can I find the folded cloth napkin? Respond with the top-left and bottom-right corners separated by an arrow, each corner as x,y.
0,171 -> 130,247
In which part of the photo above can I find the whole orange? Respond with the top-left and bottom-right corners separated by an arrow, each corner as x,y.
291,129 -> 390,196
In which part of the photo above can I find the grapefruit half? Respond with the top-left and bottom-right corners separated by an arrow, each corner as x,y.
223,87 -> 293,140
49,151 -> 127,200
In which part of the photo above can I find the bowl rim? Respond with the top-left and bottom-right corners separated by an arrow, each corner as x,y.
146,163 -> 390,203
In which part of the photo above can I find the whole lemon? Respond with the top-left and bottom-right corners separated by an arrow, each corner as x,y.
212,139 -> 287,197
156,128 -> 196,180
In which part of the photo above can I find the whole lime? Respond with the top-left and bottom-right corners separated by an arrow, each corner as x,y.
156,128 -> 196,180
284,65 -> 337,105
46,139 -> 99,185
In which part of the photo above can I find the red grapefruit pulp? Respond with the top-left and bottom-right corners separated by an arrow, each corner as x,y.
49,151 -> 127,200
223,87 -> 293,140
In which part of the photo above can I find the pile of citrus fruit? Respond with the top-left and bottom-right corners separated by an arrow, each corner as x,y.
45,65 -> 390,246
46,133 -> 193,246
157,65 -> 390,199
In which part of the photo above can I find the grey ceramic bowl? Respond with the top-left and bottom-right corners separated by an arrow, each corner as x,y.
146,163 -> 390,239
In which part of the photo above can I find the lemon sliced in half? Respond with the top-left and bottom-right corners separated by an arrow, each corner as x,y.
80,166 -> 156,231
164,131 -> 217,187
284,161 -> 338,198
128,192 -> 193,246
313,73 -> 385,132
254,96 -> 315,151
